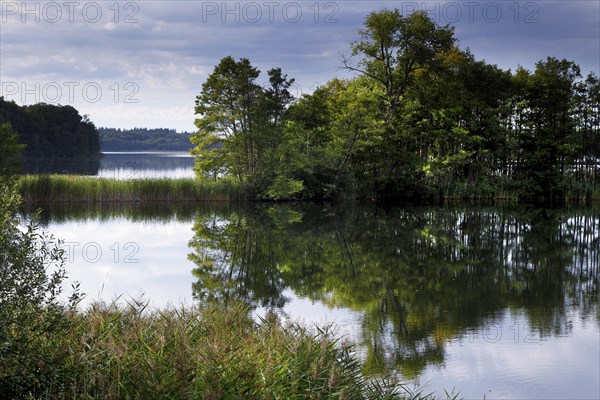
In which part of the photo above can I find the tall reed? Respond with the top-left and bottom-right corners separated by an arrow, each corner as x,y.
6,300 -> 429,400
17,175 -> 250,204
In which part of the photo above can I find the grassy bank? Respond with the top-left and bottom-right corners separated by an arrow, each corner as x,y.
17,175 -> 250,204
19,174 -> 600,206
1,300 -> 436,400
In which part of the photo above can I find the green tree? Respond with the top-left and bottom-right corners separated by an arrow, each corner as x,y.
190,11 -> 598,203
343,9 -> 455,124
0,177 -> 82,398
192,57 -> 296,196
0,98 -> 100,158
278,78 -> 385,200
572,72 -> 600,193
342,9 -> 456,200
272,84 -> 335,199
514,58 -> 581,202
0,123 -> 26,177
409,48 -> 513,197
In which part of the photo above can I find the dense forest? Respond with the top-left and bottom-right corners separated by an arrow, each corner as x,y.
99,127 -> 194,151
0,97 -> 100,158
191,9 -> 600,203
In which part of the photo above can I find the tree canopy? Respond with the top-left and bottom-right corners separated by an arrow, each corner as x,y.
0,98 -> 100,159
0,123 -> 26,177
190,9 -> 600,203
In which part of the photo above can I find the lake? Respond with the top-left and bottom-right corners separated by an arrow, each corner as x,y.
20,152 -> 600,399
23,151 -> 195,179
28,202 -> 599,400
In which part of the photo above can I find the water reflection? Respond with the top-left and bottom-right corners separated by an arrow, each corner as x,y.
99,152 -> 194,179
187,205 -> 599,381
32,203 -> 599,398
22,155 -> 100,175
20,151 -> 194,179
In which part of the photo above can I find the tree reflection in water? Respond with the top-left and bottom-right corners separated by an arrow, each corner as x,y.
188,204 -> 599,378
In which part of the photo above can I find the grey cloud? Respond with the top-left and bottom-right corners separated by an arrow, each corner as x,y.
1,0 -> 597,131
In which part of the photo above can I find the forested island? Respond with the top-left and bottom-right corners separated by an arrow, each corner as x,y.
0,97 -> 100,158
192,10 -> 600,204
99,127 -> 194,151
2,8 -> 599,205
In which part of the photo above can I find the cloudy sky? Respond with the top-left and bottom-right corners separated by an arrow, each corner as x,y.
1,1 -> 598,132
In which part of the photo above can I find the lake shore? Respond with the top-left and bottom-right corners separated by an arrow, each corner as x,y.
4,299 -> 428,399
17,174 -> 600,205
17,175 -> 249,204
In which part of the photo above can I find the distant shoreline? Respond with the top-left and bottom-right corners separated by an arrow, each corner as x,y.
100,146 -> 194,152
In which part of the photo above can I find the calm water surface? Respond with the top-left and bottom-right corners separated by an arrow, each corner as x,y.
30,203 -> 599,400
98,152 -> 195,179
23,151 -> 195,179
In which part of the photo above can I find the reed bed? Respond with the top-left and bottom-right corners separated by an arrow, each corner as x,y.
564,181 -> 600,204
18,175 -> 599,205
2,300 -> 430,400
446,179 -> 600,203
17,175 -> 250,204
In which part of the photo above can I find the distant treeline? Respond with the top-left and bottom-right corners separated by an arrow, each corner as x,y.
99,127 -> 194,151
0,97 -> 100,158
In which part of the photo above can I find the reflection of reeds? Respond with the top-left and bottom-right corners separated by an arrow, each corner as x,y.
17,175 -> 249,204
445,178 -> 600,203
564,180 -> 600,204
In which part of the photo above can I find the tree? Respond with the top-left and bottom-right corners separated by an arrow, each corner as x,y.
192,56 -> 262,181
279,78 -> 385,200
0,123 -> 26,177
0,97 -> 100,158
514,58 -> 582,202
98,127 -> 194,151
408,48 -> 513,197
341,9 -> 456,200
343,9 -> 455,124
0,165 -> 82,398
572,72 -> 600,193
191,57 -> 296,196
190,12 -> 598,203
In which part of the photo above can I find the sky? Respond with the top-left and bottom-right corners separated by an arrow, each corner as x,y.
1,0 -> 599,132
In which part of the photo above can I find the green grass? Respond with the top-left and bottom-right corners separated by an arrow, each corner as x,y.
2,299 -> 441,400
18,174 -> 600,205
17,175 -> 251,204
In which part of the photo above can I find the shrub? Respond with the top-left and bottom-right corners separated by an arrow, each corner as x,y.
0,180 -> 82,398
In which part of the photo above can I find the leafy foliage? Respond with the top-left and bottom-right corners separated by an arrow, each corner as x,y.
0,181 -> 82,398
191,10 -> 600,204
0,123 -> 26,176
0,97 -> 100,158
